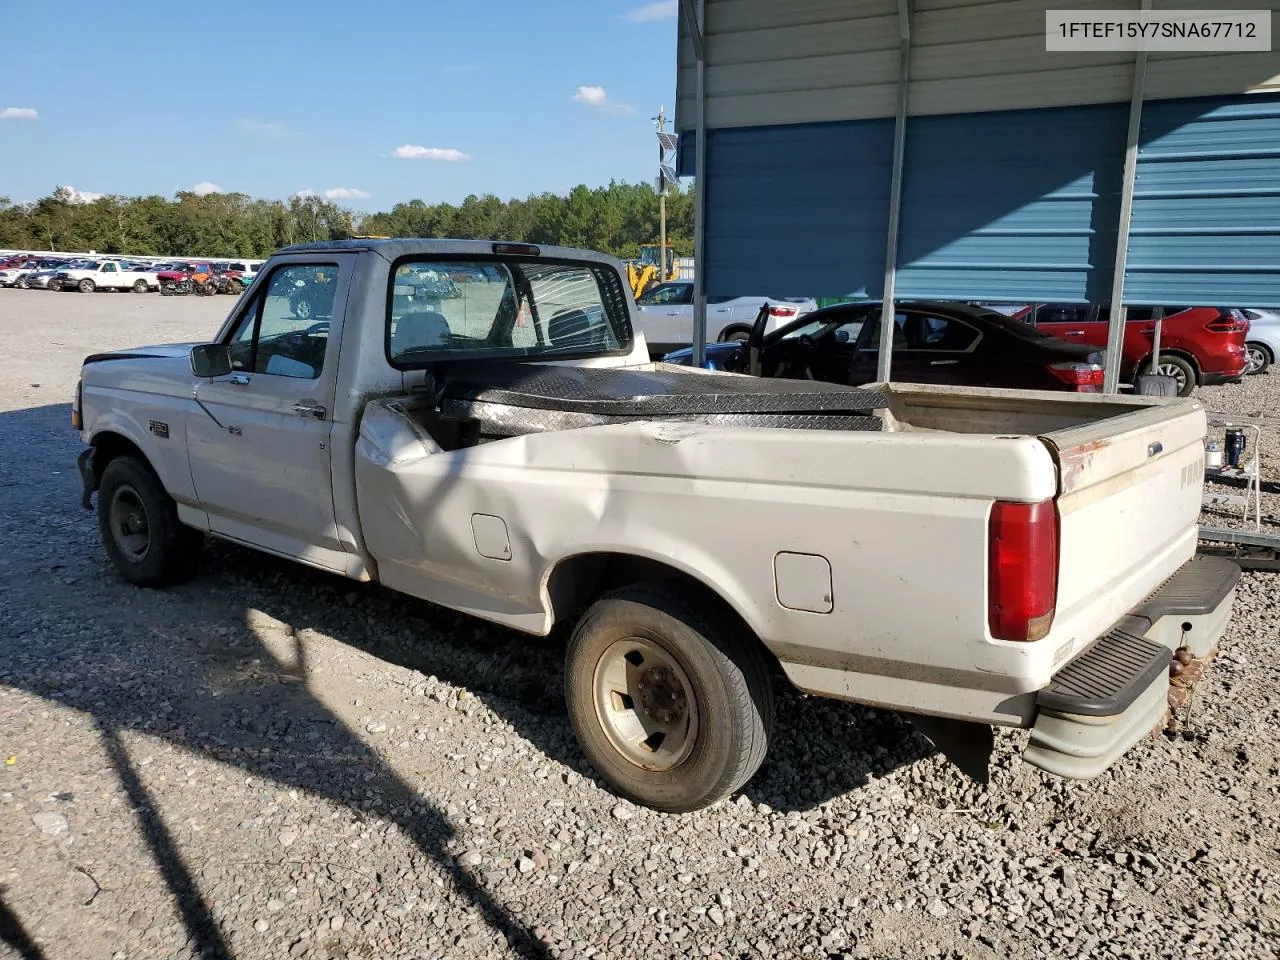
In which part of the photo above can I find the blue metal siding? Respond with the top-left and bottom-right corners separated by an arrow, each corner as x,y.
895,104 -> 1127,303
681,96 -> 1280,306
679,120 -> 893,298
1126,95 -> 1280,307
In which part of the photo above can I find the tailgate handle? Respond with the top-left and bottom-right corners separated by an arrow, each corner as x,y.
1148,441 -> 1163,457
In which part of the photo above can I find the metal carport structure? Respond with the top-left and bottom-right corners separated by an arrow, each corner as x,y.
675,0 -> 1280,388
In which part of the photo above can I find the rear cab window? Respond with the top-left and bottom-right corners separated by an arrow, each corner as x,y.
386,257 -> 632,366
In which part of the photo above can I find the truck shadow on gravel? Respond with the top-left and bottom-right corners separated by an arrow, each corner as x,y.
198,538 -> 935,814
3,402 -> 931,959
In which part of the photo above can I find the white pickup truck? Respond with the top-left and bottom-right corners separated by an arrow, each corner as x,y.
55,259 -> 159,293
73,239 -> 1238,812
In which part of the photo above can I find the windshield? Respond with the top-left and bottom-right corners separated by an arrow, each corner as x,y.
387,258 -> 630,365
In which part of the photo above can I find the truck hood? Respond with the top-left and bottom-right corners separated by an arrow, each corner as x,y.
84,342 -> 199,364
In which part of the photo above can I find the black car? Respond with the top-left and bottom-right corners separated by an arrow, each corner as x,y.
664,300 -> 1106,392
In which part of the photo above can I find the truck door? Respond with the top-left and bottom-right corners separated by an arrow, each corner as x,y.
186,256 -> 354,570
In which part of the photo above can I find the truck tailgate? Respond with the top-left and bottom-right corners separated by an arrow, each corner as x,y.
1041,400 -> 1207,647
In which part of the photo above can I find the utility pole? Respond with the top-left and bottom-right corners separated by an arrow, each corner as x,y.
654,107 -> 679,280
657,106 -> 667,278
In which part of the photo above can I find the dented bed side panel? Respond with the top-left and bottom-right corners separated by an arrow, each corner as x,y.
353,399 -> 1076,707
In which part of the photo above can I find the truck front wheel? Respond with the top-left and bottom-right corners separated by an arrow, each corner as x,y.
565,583 -> 773,812
97,455 -> 203,587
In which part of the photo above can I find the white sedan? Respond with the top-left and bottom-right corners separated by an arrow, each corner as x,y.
634,281 -> 817,356
1242,309 -> 1280,375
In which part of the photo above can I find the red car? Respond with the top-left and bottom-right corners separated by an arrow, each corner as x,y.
1012,305 -> 1248,396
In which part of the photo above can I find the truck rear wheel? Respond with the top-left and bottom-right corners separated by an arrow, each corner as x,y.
79,278 -> 95,293
97,455 -> 203,587
565,583 -> 773,812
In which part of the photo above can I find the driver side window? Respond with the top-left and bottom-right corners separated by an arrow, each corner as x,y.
225,264 -> 337,380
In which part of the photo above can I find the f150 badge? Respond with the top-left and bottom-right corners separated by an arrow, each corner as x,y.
148,420 -> 169,439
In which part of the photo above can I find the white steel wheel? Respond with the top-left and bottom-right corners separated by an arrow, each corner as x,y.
592,635 -> 700,771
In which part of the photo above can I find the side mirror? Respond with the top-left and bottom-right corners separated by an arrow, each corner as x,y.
190,343 -> 232,378
835,329 -> 850,343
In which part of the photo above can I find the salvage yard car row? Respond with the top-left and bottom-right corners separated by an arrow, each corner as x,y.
0,252 -> 262,293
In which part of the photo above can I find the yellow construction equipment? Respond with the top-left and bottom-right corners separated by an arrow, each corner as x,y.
626,243 -> 678,299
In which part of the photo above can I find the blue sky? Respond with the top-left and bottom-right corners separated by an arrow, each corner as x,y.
0,0 -> 680,209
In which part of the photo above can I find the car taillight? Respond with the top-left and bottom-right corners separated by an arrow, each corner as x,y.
1046,362 -> 1104,392
767,305 -> 798,319
988,500 -> 1058,642
1206,311 -> 1248,333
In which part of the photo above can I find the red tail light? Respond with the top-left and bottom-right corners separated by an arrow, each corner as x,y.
1206,311 -> 1248,334
767,305 -> 798,319
1046,362 -> 1104,392
988,500 -> 1059,642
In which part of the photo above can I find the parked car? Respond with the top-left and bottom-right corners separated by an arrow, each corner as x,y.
664,301 -> 1107,392
0,263 -> 41,287
34,261 -> 89,290
73,238 -> 1237,812
634,280 -> 817,357
156,262 -> 216,295
1241,309 -> 1280,375
222,260 -> 260,288
1011,305 -> 1248,397
54,259 -> 160,293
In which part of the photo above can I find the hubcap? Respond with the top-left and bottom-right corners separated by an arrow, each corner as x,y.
1247,346 -> 1266,373
109,484 -> 151,563
592,636 -> 699,771
1156,362 -> 1187,391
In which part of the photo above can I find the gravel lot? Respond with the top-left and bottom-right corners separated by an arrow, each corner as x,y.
1,287 -> 1278,960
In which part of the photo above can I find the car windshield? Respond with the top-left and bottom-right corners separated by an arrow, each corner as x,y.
387,258 -> 631,364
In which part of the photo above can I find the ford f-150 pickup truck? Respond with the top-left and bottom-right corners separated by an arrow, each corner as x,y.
55,259 -> 160,293
73,239 -> 1238,812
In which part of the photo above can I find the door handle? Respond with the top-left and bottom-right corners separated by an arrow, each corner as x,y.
292,402 -> 327,420
929,359 -> 960,366
1064,330 -> 1086,336
714,308 -> 730,313
229,373 -> 251,385
666,311 -> 682,316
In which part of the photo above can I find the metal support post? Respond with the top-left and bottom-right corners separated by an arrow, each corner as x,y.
1103,0 -> 1151,393
680,0 -> 708,367
876,0 -> 912,383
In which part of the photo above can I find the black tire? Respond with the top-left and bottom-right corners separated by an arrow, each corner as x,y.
1245,342 -> 1272,375
565,582 -> 773,812
78,278 -> 95,293
97,455 -> 203,587
719,327 -> 751,343
133,279 -> 149,294
1141,353 -> 1197,397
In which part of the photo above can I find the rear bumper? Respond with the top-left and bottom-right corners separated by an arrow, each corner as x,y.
1023,555 -> 1239,779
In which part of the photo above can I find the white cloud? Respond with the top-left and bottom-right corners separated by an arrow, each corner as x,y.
0,107 -> 38,120
58,185 -> 103,204
191,182 -> 222,196
323,187 -> 371,201
572,85 -> 634,116
237,117 -> 298,138
627,1 -> 676,22
392,144 -> 470,161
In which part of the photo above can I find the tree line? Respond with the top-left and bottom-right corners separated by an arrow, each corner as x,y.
0,182 -> 695,261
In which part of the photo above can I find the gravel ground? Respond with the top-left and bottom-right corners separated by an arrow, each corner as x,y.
1,287 -> 1278,960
